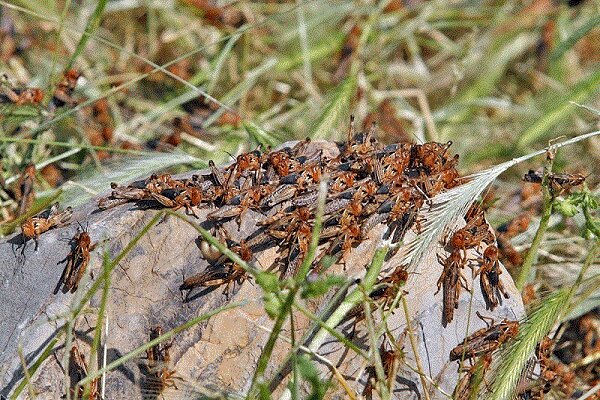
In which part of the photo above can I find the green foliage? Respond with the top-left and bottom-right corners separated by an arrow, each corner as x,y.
263,291 -> 284,320
65,0 -> 107,71
554,189 -> 600,235
554,188 -> 598,215
489,289 -> 570,400
255,270 -> 281,294
554,197 -> 580,217
569,189 -> 600,210
301,275 -> 345,299
295,356 -> 330,400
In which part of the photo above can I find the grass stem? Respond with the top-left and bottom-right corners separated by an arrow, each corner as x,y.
401,296 -> 430,400
516,151 -> 555,290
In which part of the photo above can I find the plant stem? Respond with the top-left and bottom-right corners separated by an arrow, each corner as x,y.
363,295 -> 389,399
249,178 -> 327,397
86,252 -> 112,399
290,311 -> 299,400
278,243 -> 389,400
583,204 -> 600,238
251,286 -> 299,396
566,241 -> 600,305
10,338 -> 60,400
401,296 -> 430,400
293,300 -> 366,356
516,153 -> 555,290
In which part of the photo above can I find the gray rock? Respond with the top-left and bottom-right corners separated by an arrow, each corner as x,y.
0,141 -> 524,399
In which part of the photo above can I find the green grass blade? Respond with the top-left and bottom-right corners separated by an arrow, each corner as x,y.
311,75 -> 357,140
275,32 -> 344,73
75,301 -> 243,388
169,212 -> 257,276
207,32 -> 242,96
447,33 -> 536,125
244,122 -> 281,148
296,178 -> 326,280
276,244 -> 389,400
65,0 -> 107,70
11,0 -> 56,16
49,0 -> 70,73
0,136 -> 156,156
516,68 -> 600,149
550,15 -> 600,63
488,289 -> 570,400
515,154 -> 554,290
292,300 -> 365,357
304,242 -> 389,356
458,33 -> 535,103
85,251 -> 112,399
70,212 -> 163,319
249,177 -> 327,396
265,278 -> 365,393
10,337 -> 60,400
203,58 -> 278,128
0,191 -> 61,236
251,288 -> 297,397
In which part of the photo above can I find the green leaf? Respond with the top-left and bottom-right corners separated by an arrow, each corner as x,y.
553,197 -> 579,217
301,275 -> 345,299
297,356 -> 329,400
263,292 -> 283,320
255,270 -> 281,294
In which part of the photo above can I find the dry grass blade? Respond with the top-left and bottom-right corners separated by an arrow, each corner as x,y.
75,302 -> 243,391
60,152 -> 204,207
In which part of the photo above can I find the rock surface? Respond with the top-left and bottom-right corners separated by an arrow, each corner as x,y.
0,141 -> 524,399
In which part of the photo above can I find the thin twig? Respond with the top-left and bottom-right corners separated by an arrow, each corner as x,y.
363,294 -> 390,399
101,313 -> 108,399
401,296 -> 430,400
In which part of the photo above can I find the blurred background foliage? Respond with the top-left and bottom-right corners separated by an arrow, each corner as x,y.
0,0 -> 598,205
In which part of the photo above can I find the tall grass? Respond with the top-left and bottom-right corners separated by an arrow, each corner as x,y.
489,241 -> 599,400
